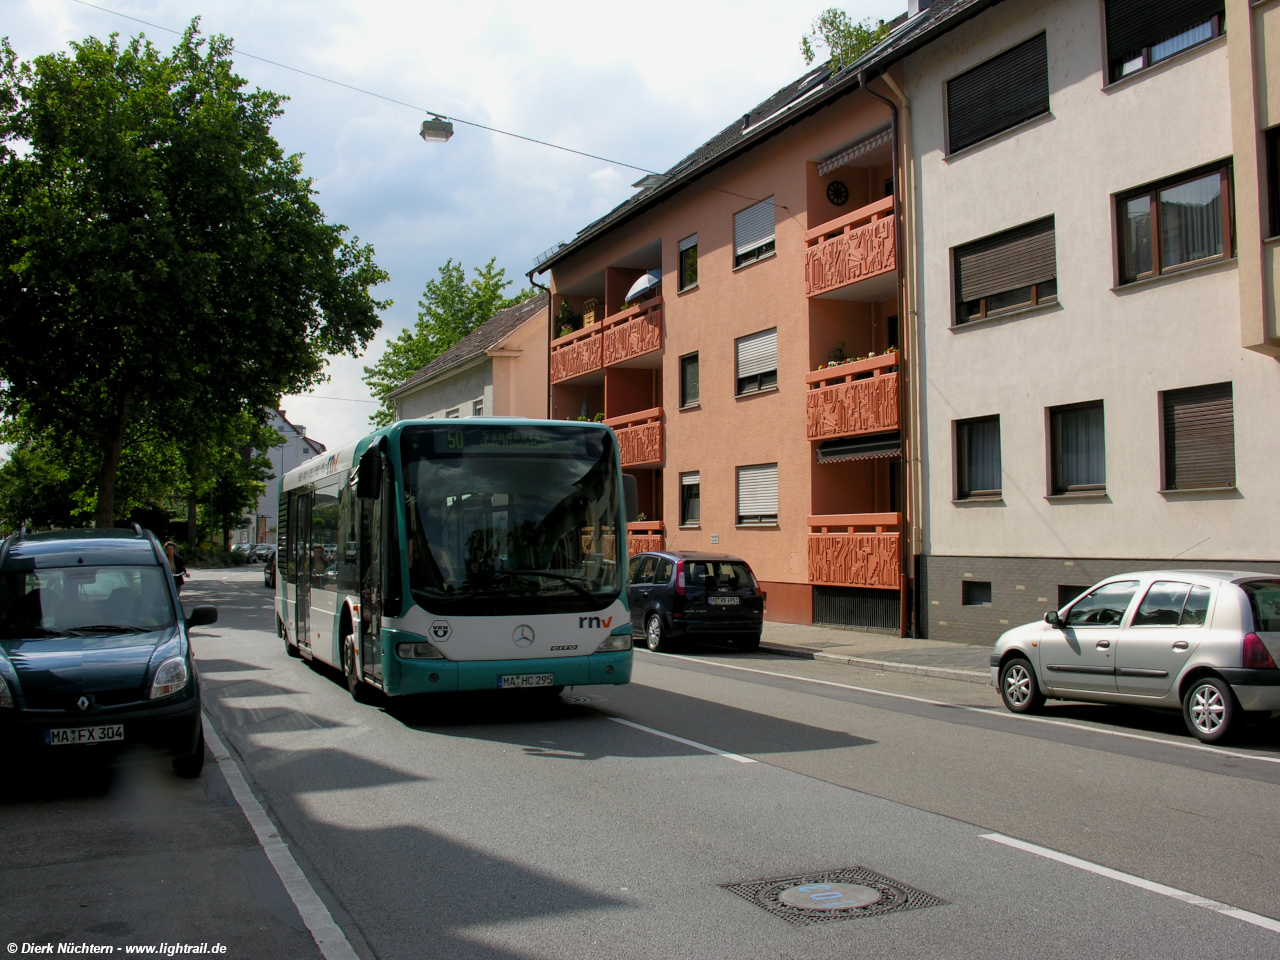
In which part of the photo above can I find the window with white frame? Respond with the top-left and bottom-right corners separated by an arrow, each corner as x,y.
472,399 -> 484,417
737,463 -> 778,525
733,198 -> 775,267
680,472 -> 701,526
735,328 -> 777,396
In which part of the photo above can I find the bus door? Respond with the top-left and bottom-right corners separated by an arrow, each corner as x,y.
359,497 -> 383,684
294,489 -> 313,655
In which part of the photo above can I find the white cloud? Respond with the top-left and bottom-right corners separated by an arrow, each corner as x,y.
12,0 -> 907,452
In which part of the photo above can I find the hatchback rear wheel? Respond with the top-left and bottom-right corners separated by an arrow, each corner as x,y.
645,614 -> 671,653
999,657 -> 1044,714
1183,676 -> 1236,743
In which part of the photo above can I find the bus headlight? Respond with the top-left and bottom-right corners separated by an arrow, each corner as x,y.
595,634 -> 632,653
150,657 -> 190,699
396,641 -> 445,660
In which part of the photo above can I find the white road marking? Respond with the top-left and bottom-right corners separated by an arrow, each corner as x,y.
982,833 -> 1280,934
644,652 -> 1280,766
203,714 -> 360,960
610,717 -> 757,763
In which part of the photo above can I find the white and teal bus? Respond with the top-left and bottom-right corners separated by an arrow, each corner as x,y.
274,419 -> 634,700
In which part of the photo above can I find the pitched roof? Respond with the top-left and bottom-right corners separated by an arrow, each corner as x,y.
533,0 -> 1003,273
388,291 -> 549,399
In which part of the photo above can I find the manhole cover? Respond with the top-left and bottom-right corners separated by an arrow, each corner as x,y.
563,695 -> 594,704
721,867 -> 946,926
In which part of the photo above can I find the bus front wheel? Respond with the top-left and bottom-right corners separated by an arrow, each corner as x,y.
344,635 -> 374,704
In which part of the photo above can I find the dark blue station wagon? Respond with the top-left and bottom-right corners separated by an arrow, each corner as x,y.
0,529 -> 216,777
628,551 -> 764,653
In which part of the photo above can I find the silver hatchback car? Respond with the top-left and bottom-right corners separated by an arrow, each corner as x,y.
991,571 -> 1280,743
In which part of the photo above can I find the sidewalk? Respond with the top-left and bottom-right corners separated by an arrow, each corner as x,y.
760,621 -> 994,686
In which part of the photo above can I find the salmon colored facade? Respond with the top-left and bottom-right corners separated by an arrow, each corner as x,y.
541,87 -> 912,629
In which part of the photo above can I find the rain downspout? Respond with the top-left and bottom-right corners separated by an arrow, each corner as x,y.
860,68 -> 914,638
527,268 -> 553,419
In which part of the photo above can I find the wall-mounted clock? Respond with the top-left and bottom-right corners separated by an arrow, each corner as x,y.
826,180 -> 849,206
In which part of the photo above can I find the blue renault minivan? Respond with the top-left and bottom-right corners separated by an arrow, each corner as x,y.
0,528 -> 216,776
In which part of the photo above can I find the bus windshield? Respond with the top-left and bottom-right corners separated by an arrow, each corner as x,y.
400,424 -> 623,616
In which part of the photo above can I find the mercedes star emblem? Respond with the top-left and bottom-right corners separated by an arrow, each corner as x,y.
513,625 -> 535,648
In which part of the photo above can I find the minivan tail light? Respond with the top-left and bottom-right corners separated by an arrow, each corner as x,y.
675,560 -> 685,596
1243,633 -> 1277,670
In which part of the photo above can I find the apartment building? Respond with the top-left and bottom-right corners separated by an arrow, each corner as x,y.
534,46 -> 920,628
894,0 -> 1280,641
390,292 -> 549,421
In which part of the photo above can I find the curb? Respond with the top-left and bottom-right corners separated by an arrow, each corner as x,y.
760,642 -> 992,686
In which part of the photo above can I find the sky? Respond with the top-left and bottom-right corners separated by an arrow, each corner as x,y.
9,0 -> 906,451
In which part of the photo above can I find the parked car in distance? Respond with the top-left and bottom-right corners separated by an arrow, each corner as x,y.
263,549 -> 277,589
628,551 -> 764,653
231,542 -> 252,558
0,528 -> 217,776
991,570 -> 1280,743
249,543 -> 274,564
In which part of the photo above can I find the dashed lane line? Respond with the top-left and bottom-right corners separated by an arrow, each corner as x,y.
983,832 -> 1280,934
203,714 -> 360,960
609,717 -> 757,763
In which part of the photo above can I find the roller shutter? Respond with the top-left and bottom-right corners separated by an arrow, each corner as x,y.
1163,382 -> 1235,489
735,328 -> 777,378
1106,0 -> 1223,66
947,34 -> 1049,154
955,217 -> 1056,304
736,464 -> 778,523
734,199 -> 776,257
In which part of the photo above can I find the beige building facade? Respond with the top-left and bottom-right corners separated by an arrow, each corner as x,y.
898,0 -> 1280,641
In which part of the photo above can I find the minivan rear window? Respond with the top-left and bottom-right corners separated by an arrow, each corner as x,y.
685,561 -> 755,590
1240,580 -> 1280,632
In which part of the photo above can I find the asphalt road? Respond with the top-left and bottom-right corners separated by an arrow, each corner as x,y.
5,568 -> 1279,959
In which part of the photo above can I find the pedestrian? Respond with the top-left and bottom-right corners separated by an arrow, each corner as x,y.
164,540 -> 188,594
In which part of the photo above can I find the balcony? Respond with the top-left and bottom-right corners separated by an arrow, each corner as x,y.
627,521 -> 664,556
807,513 -> 901,590
550,297 -> 663,385
605,407 -> 663,468
804,196 -> 897,301
805,354 -> 899,441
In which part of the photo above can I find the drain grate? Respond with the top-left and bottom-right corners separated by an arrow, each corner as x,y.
720,867 -> 946,926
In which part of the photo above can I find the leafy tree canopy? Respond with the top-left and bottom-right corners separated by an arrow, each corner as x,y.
800,9 -> 890,69
0,22 -> 389,526
363,258 -> 533,427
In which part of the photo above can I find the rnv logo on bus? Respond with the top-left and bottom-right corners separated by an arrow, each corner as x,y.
578,616 -> 613,629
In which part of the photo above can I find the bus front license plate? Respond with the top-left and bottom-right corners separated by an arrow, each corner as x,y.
498,673 -> 554,689
45,724 -> 124,746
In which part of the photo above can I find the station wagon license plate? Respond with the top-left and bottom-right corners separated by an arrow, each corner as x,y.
708,596 -> 740,606
497,673 -> 555,689
45,724 -> 124,746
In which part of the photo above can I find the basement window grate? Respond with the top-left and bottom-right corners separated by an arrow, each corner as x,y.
719,866 -> 946,926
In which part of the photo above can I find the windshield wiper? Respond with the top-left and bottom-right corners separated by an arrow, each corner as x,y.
498,571 -> 598,601
0,626 -> 74,638
67,624 -> 152,635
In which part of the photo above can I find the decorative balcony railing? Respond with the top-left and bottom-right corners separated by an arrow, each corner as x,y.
805,354 -> 900,441
549,324 -> 603,384
627,521 -> 664,556
602,297 -> 663,366
807,513 -> 901,590
605,407 -> 663,467
804,196 -> 896,298
549,297 -> 664,385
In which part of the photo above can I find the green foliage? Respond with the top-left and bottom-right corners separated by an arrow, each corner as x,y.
0,22 -> 389,526
800,9 -> 890,68
363,258 -> 534,427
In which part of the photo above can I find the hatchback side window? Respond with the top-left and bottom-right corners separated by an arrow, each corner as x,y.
654,559 -> 674,585
1180,585 -> 1211,626
1131,581 -> 1191,626
1064,580 -> 1140,627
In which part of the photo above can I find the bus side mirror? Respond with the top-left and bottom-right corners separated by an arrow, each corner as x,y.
623,474 -> 639,523
356,449 -> 383,499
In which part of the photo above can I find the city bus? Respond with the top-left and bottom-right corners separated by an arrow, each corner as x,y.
274,419 -> 634,700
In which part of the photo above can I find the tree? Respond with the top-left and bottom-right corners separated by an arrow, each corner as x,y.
0,23 -> 389,527
363,258 -> 533,426
800,9 -> 890,69
195,413 -> 279,548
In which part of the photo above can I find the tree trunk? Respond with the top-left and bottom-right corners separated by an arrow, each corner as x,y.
186,494 -> 197,548
94,394 -> 133,528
